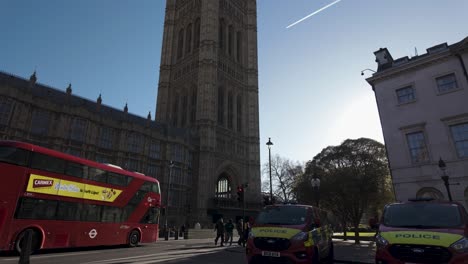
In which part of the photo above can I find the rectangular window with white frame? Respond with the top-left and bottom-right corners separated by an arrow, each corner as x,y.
450,122 -> 468,158
436,73 -> 458,93
406,131 -> 429,163
396,86 -> 415,104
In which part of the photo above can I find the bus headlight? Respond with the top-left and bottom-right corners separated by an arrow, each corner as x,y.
291,232 -> 309,242
375,234 -> 389,249
450,237 -> 468,253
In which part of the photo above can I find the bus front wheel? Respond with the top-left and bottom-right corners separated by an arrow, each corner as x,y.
128,230 -> 140,247
15,229 -> 41,254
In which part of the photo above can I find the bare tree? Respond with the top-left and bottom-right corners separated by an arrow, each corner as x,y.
262,155 -> 304,203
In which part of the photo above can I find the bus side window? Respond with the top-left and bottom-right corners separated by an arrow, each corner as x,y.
31,153 -> 65,174
0,146 -> 29,166
81,204 -> 102,222
88,167 -> 107,183
15,198 -> 58,220
107,172 -> 128,186
101,206 -> 123,223
65,162 -> 86,178
56,201 -> 81,221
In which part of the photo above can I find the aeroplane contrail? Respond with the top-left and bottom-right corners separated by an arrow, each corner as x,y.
286,0 -> 342,29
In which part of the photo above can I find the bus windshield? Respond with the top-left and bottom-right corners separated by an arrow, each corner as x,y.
256,206 -> 307,225
383,203 -> 463,228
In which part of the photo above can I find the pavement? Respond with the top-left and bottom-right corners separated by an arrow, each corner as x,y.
159,237 -> 376,264
333,239 -> 375,264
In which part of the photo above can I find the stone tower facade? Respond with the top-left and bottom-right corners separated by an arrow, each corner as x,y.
156,0 -> 261,225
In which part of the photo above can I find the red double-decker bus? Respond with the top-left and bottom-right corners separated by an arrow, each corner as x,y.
0,140 -> 161,253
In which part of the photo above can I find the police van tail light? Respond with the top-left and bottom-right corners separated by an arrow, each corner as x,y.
450,237 -> 468,253
375,234 -> 389,249
291,232 -> 309,242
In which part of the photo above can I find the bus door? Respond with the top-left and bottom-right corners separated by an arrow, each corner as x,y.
139,207 -> 159,242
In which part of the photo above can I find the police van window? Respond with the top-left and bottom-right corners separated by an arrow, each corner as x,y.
31,153 -> 65,174
256,206 -> 307,225
0,146 -> 29,166
383,203 -> 463,228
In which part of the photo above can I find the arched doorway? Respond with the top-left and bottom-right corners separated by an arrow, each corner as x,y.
416,187 -> 445,200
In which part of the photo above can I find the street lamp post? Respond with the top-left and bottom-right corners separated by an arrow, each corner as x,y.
266,138 -> 273,204
438,158 -> 453,202
164,161 -> 174,240
310,174 -> 320,207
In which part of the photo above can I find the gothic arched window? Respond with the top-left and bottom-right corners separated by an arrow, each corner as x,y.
218,86 -> 224,125
228,92 -> 233,129
228,25 -> 233,56
191,87 -> 197,124
186,24 -> 192,54
215,175 -> 231,199
177,28 -> 184,59
194,18 -> 200,49
236,95 -> 242,132
219,19 -> 225,50
172,94 -> 179,127
236,31 -> 242,62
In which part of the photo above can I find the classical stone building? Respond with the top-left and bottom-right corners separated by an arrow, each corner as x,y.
0,0 -> 261,227
366,36 -> 468,209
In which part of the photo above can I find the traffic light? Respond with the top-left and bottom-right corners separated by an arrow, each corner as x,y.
237,185 -> 244,202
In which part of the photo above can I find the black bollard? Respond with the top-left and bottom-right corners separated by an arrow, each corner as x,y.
174,229 -> 178,240
164,229 -> 169,241
19,230 -> 33,264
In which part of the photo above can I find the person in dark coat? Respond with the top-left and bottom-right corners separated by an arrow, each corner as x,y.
214,218 -> 225,246
236,219 -> 244,246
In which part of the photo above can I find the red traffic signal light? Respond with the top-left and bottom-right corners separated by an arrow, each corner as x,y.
237,185 -> 244,202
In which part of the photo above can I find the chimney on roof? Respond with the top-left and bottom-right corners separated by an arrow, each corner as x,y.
29,71 -> 37,87
124,103 -> 128,113
66,83 -> 72,95
374,48 -> 394,71
147,111 -> 152,120
97,94 -> 102,105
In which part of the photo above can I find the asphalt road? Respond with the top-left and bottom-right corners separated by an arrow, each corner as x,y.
0,238 -> 374,264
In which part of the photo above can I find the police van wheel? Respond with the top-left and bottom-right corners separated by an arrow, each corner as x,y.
15,229 -> 41,254
128,230 -> 140,247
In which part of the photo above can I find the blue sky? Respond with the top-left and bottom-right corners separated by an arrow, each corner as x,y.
1,0 -> 468,169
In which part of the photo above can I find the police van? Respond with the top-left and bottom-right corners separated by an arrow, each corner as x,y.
246,203 -> 334,264
375,198 -> 468,264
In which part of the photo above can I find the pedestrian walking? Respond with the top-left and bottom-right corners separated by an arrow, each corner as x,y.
214,218 -> 225,246
243,219 -> 252,247
236,219 -> 244,246
224,219 -> 235,246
